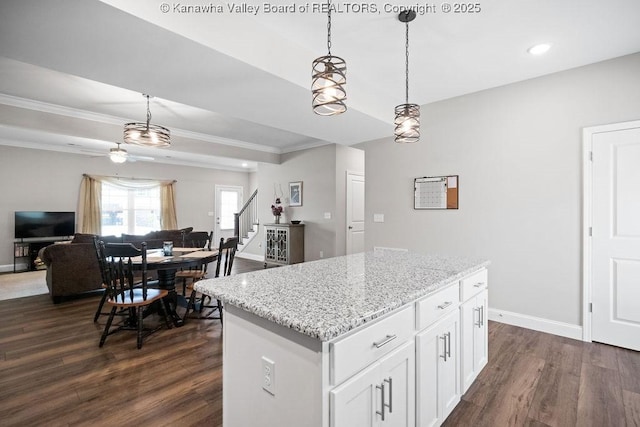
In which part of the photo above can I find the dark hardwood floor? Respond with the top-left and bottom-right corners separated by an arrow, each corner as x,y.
1,259 -> 639,426
444,322 -> 640,427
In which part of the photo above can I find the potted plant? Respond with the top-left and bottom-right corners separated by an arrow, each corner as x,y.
271,198 -> 283,223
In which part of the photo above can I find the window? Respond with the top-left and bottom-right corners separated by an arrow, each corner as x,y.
101,182 -> 161,236
219,190 -> 239,230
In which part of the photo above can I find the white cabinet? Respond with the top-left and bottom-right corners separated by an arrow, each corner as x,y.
459,268 -> 489,394
331,341 -> 415,427
416,310 -> 460,427
218,264 -> 488,427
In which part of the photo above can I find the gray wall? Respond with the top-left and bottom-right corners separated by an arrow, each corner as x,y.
356,52 -> 640,327
0,145 -> 250,271
245,144 -> 364,261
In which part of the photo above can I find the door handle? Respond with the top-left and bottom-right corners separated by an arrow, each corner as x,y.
348,226 -> 353,229
474,307 -> 482,327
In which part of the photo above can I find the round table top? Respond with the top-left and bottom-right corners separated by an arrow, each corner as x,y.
133,249 -> 218,271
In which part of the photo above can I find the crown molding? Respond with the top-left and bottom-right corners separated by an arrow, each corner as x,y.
0,93 -> 282,154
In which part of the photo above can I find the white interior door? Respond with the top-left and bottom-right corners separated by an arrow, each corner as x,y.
215,185 -> 243,244
346,173 -> 365,255
590,123 -> 640,350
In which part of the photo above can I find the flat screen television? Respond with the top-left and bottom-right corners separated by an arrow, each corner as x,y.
15,211 -> 76,239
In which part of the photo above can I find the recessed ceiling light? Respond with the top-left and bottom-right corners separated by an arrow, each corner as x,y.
527,43 -> 551,55
242,162 -> 248,168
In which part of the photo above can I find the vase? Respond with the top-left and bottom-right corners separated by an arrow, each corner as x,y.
275,216 -> 280,224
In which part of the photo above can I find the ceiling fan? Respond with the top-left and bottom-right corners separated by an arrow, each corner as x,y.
81,143 -> 155,163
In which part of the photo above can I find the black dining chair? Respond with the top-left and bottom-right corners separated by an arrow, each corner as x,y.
93,236 -> 111,322
93,236 -> 157,322
183,236 -> 238,324
98,241 -> 172,349
175,231 -> 213,295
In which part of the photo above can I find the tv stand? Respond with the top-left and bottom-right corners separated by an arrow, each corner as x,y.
13,240 -> 62,273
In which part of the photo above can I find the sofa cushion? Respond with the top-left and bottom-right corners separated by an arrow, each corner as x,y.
71,233 -> 97,244
100,235 -> 121,244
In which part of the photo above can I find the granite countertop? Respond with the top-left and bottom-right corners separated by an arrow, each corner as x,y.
195,250 -> 489,341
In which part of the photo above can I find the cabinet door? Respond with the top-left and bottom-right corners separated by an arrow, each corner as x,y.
439,311 -> 460,421
416,325 -> 440,427
331,342 -> 415,427
473,290 -> 488,376
460,297 -> 477,393
416,311 -> 460,427
460,290 -> 489,393
331,361 -> 380,427
378,341 -> 415,427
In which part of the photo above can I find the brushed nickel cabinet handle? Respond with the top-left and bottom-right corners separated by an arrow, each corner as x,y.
438,301 -> 453,310
376,382 -> 386,420
373,334 -> 397,349
474,282 -> 485,288
474,307 -> 482,327
440,335 -> 447,361
385,377 -> 393,413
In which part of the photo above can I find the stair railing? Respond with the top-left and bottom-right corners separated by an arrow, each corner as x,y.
234,189 -> 258,242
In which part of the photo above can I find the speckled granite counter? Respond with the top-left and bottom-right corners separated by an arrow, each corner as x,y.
195,250 -> 489,341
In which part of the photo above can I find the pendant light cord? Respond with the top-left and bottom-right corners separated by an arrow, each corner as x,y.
145,95 -> 151,129
405,20 -> 410,104
327,0 -> 332,55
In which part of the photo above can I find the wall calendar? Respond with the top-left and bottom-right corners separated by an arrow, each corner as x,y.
414,175 -> 459,209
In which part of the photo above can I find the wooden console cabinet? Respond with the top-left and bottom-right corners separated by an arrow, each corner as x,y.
263,223 -> 304,267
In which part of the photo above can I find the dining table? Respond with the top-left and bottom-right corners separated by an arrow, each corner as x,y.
134,248 -> 219,327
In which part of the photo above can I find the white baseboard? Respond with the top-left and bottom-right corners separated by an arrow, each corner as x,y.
0,264 -> 22,273
488,308 -> 583,341
235,252 -> 263,262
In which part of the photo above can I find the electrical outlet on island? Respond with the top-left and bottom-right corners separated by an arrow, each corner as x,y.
261,356 -> 275,395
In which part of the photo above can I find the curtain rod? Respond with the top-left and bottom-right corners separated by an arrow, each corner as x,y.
83,173 -> 177,183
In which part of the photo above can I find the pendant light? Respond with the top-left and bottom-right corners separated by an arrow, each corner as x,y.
312,0 -> 346,116
394,10 -> 420,143
109,142 -> 128,163
123,94 -> 171,147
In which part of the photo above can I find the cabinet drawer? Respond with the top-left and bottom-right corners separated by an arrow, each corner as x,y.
460,269 -> 488,302
416,284 -> 460,331
330,305 -> 414,385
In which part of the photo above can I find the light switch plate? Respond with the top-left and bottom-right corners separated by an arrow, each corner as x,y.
324,212 -> 331,219
373,214 -> 384,223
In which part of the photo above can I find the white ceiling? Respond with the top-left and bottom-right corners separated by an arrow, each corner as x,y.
1,0 -> 639,170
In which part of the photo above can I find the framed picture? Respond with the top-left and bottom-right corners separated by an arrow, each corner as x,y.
289,181 -> 303,207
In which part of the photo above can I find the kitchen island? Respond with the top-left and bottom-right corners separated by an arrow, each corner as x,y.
195,250 -> 490,427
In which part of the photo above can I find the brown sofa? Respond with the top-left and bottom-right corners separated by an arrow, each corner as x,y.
40,228 -> 192,303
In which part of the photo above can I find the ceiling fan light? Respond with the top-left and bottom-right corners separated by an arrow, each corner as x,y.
109,145 -> 128,163
394,103 -> 420,143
